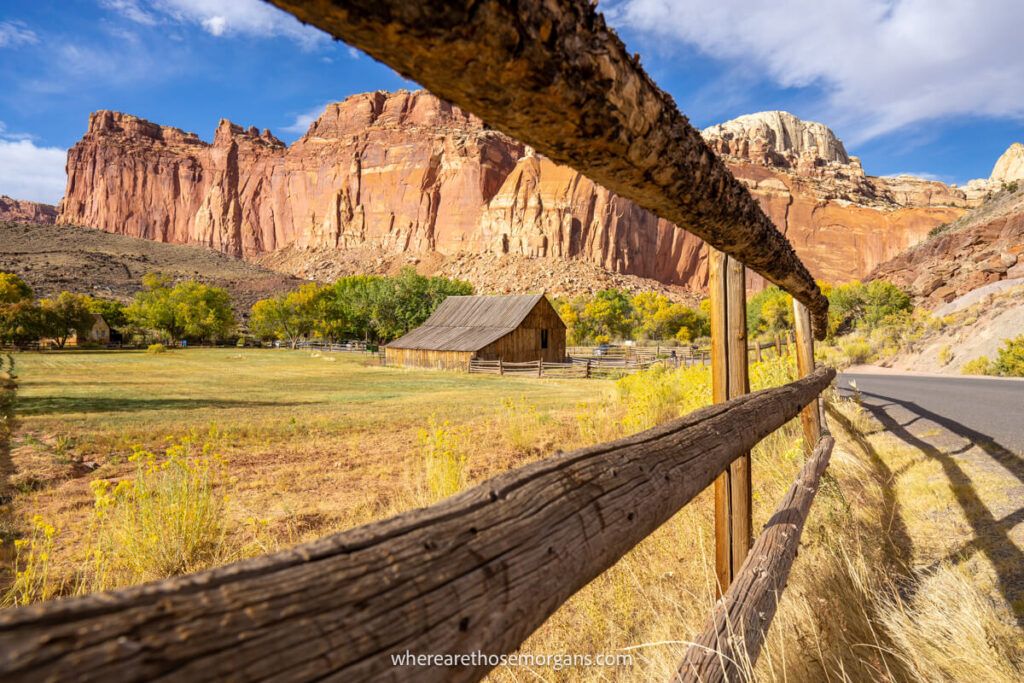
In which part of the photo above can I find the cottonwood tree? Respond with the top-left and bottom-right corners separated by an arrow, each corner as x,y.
249,284 -> 323,348
39,292 -> 96,349
0,272 -> 41,348
127,274 -> 236,343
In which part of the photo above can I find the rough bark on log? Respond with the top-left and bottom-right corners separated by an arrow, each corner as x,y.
0,368 -> 834,683
676,435 -> 836,683
268,0 -> 829,339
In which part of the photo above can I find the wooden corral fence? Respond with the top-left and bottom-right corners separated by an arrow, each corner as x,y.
0,2 -> 836,681
291,339 -> 378,354
469,356 -> 659,378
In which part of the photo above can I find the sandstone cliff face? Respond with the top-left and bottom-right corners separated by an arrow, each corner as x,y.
960,142 -> 1024,203
60,92 -> 523,260
703,111 -> 850,171
478,151 -> 707,286
990,142 -> 1024,185
0,195 -> 57,224
702,111 -> 969,284
58,95 -> 967,290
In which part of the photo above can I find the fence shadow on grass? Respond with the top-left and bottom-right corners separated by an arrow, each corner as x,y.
16,396 -> 317,416
856,389 -> 1024,624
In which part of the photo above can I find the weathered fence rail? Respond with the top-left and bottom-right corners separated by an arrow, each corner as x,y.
678,434 -> 836,681
0,367 -> 834,682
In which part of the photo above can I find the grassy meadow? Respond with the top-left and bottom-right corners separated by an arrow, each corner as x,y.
1,348 -> 1021,681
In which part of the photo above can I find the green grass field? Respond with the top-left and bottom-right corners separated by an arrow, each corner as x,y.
14,348 -> 600,456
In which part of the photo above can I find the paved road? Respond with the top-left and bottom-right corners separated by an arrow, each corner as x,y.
837,372 -> 1024,454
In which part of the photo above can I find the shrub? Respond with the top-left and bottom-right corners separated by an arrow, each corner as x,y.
994,335 -> 1024,377
499,396 -> 547,453
961,356 -> 995,376
938,345 -> 953,366
3,515 -> 60,606
616,363 -> 712,433
417,417 -> 468,504
147,343 -> 168,354
840,339 -> 873,365
86,435 -> 228,589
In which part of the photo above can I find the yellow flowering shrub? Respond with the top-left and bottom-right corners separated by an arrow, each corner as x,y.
87,431 -> 228,590
3,515 -> 59,606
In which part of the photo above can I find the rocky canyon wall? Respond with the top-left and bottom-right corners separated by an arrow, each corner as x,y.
0,195 -> 56,224
58,91 -> 969,289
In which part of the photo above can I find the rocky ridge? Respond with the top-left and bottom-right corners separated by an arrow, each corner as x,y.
868,187 -> 1024,306
0,195 -> 56,224
58,93 -> 971,291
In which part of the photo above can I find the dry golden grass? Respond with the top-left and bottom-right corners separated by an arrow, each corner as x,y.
2,350 -> 1021,681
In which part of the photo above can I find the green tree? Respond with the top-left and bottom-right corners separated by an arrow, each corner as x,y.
583,289 -> 634,341
39,292 -> 96,349
86,297 -> 128,333
169,282 -> 235,342
0,272 -> 33,304
0,272 -> 40,348
746,286 -> 793,337
250,284 -> 323,347
861,280 -> 912,328
826,280 -> 912,336
127,275 -> 235,343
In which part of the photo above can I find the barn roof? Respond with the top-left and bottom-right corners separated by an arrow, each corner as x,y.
386,294 -> 551,352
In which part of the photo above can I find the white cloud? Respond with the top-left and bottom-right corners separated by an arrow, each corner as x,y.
0,20 -> 39,48
201,16 -> 228,37
99,0 -> 157,26
282,103 -> 330,135
0,138 -> 67,204
609,0 -> 1024,142
105,0 -> 329,49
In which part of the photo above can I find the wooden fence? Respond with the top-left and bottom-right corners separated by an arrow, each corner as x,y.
468,357 -> 659,378
472,336 -> 795,381
0,2 -> 838,681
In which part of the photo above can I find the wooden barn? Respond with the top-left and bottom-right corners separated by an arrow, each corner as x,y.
385,294 -> 566,370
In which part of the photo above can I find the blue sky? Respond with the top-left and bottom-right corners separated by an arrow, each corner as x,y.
1,0 -> 1022,204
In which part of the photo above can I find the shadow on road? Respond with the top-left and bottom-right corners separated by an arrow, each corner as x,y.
856,389 -> 1024,623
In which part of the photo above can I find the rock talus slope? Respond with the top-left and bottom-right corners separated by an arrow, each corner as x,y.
58,93 -> 968,290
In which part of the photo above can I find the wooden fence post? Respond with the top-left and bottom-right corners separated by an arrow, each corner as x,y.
498,358 -> 504,376
755,341 -> 762,363
792,300 -> 822,451
710,249 -> 752,595
538,359 -> 544,378
585,359 -> 591,379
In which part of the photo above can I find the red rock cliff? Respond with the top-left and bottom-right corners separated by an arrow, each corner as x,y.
58,93 -> 967,288
0,195 -> 57,224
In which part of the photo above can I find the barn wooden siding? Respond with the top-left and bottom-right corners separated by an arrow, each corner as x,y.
384,347 -> 474,371
385,294 -> 566,370
475,297 -> 565,363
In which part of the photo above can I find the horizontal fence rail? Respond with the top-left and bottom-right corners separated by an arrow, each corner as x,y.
468,357 -> 660,378
0,367 -> 834,682
269,0 -> 829,338
677,435 -> 836,681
